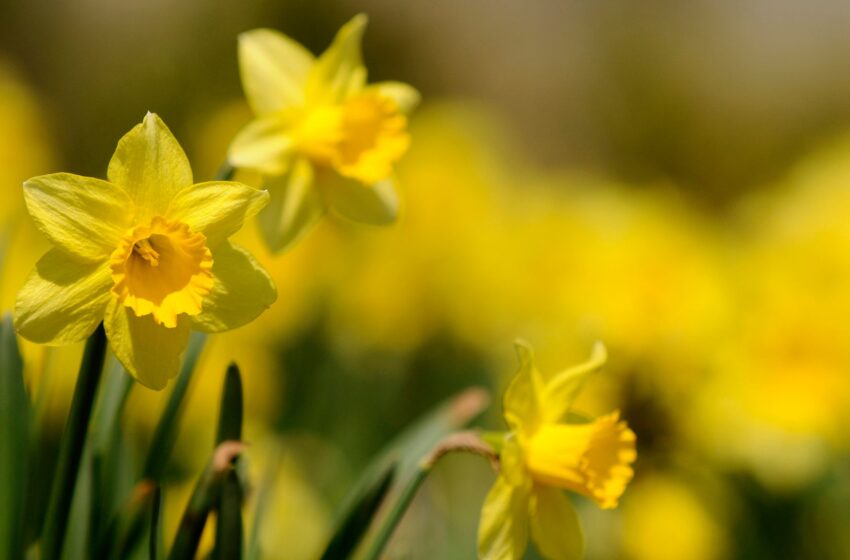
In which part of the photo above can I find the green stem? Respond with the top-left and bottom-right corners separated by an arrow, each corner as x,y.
362,431 -> 498,560
216,162 -> 235,181
362,467 -> 429,560
41,324 -> 108,560
142,332 -> 206,481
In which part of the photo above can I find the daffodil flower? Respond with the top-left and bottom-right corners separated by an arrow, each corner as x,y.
479,341 -> 637,560
15,113 -> 277,390
228,14 -> 420,252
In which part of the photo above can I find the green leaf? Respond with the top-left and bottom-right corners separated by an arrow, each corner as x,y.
319,461 -> 397,560
150,485 -> 163,560
216,363 -> 243,444
339,387 -> 489,557
96,481 -> 157,559
214,469 -> 243,560
41,323 -> 107,560
0,313 -> 29,560
142,332 -> 206,481
167,443 -> 244,560
169,364 -> 245,560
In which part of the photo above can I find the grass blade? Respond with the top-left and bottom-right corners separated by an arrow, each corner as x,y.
0,314 -> 29,560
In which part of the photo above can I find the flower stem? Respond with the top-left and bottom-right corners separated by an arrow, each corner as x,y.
362,431 -> 498,560
216,162 -> 235,181
142,332 -> 206,481
41,323 -> 108,560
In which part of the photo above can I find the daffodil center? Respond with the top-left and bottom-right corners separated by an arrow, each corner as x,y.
293,92 -> 410,184
110,216 -> 214,328
133,238 -> 161,266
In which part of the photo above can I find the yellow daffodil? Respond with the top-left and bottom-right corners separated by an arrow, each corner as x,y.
228,14 -> 420,252
479,341 -> 636,560
14,112 -> 277,390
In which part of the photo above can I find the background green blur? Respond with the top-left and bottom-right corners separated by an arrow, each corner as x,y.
3,1 -> 850,559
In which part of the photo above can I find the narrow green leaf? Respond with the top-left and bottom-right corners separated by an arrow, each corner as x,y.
167,442 -> 244,560
150,485 -> 163,560
0,314 -> 29,560
319,461 -> 397,560
216,363 -> 243,444
340,387 -> 488,521
339,387 -> 489,557
41,323 -> 108,560
142,332 -> 206,481
96,480 -> 156,559
214,469 -> 243,560
169,364 -> 245,560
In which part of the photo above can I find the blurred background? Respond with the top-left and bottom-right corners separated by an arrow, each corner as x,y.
3,1 -> 850,558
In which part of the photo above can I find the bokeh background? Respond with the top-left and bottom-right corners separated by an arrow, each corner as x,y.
3,1 -> 850,558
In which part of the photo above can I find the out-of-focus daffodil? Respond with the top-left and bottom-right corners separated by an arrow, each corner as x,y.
479,341 -> 636,560
15,112 -> 276,389
621,475 -> 729,560
229,14 -> 419,252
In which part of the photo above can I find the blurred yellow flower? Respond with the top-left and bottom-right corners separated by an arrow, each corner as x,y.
479,341 -> 636,560
229,14 -> 419,252
15,112 -> 276,389
621,475 -> 728,560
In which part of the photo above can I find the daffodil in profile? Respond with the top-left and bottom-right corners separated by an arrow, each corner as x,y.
479,341 -> 637,560
15,112 -> 277,390
229,14 -> 419,252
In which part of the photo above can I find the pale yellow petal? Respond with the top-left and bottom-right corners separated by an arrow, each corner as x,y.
306,14 -> 368,104
228,113 -> 295,175
503,339 -> 545,434
257,158 -> 324,253
478,476 -> 530,560
23,173 -> 132,261
167,181 -> 269,248
238,28 -> 314,114
14,249 -> 112,344
191,242 -> 276,333
104,299 -> 190,390
321,175 -> 398,225
542,342 -> 607,423
366,81 -> 421,114
529,487 -> 584,560
107,112 -> 193,220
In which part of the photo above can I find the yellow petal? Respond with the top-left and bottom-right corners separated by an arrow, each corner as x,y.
542,342 -> 607,423
190,242 -> 276,333
104,299 -> 190,390
321,175 -> 398,225
366,81 -> 421,114
306,14 -> 368,104
525,412 -> 637,509
23,173 -> 132,262
529,487 -> 584,560
238,28 -> 314,114
14,249 -> 112,344
503,339 -> 546,434
107,112 -> 193,220
331,92 -> 411,184
478,475 -> 530,560
228,113 -> 295,175
167,181 -> 269,248
257,158 -> 324,253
